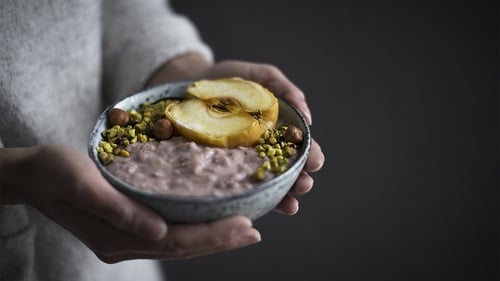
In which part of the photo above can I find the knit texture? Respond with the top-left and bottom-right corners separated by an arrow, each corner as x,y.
0,1 -> 212,280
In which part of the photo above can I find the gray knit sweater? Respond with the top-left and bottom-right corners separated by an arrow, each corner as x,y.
0,1 -> 212,280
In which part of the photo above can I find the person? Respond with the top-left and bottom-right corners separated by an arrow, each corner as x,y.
0,0 -> 325,280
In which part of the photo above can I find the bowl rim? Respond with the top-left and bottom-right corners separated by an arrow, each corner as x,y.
88,80 -> 311,203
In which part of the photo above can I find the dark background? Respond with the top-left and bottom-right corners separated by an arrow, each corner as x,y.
163,1 -> 499,280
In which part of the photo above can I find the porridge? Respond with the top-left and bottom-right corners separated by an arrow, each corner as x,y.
107,137 -> 265,197
96,78 -> 303,197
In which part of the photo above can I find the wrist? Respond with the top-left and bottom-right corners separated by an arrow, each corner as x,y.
145,52 -> 213,88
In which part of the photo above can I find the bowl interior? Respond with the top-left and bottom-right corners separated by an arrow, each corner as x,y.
88,80 -> 311,203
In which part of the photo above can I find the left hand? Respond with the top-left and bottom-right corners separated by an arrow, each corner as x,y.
147,54 -> 326,215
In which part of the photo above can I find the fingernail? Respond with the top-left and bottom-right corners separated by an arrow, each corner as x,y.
241,229 -> 261,245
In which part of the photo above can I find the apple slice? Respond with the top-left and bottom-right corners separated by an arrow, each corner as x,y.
185,77 -> 277,112
165,77 -> 279,148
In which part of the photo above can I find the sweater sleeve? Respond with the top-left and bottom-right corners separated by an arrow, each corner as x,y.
102,0 -> 213,104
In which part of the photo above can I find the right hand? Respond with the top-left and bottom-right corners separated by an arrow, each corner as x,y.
147,54 -> 326,216
0,144 -> 261,263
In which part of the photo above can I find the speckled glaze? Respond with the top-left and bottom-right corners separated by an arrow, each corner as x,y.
88,81 -> 311,223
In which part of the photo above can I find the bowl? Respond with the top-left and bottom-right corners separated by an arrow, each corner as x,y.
88,80 -> 311,223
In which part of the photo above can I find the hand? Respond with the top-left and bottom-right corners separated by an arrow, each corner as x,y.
146,54 -> 325,215
196,61 -> 325,215
0,144 -> 261,263
147,54 -> 326,215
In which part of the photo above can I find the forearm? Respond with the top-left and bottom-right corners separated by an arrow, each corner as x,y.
144,52 -> 213,88
0,146 -> 39,204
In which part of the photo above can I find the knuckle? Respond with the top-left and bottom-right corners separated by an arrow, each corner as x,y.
260,64 -> 281,77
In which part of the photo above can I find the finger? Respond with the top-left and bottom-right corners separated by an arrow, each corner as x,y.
97,252 -> 181,263
52,201 -> 261,262
273,194 -> 299,215
49,199 -> 160,256
304,139 -> 325,173
289,170 -> 314,195
252,65 -> 312,125
64,167 -> 167,241
159,216 -> 261,259
103,216 -> 261,262
273,171 -> 313,215
201,61 -> 312,124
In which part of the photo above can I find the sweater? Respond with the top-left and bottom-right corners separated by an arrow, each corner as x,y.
0,0 -> 213,280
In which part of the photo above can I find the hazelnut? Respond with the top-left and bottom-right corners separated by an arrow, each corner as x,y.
153,119 -> 174,140
108,108 -> 129,126
283,125 -> 303,144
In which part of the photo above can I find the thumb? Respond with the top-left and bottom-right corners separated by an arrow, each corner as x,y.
70,176 -> 168,241
104,197 -> 168,241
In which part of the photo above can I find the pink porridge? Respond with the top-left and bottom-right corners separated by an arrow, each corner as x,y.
107,136 -> 267,197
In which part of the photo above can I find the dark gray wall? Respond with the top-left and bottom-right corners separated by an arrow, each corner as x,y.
163,1 -> 498,280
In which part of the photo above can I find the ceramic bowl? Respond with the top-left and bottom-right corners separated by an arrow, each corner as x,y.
88,81 -> 311,223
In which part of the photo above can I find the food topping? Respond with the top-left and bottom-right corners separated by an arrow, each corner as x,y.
152,119 -> 174,140
253,124 -> 299,181
283,125 -> 304,144
108,108 -> 130,127
97,99 -> 174,165
96,78 -> 305,194
165,77 -> 279,148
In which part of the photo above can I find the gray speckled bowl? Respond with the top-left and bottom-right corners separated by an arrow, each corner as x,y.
88,81 -> 311,223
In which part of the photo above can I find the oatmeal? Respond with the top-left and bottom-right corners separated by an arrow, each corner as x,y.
107,136 -> 267,197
